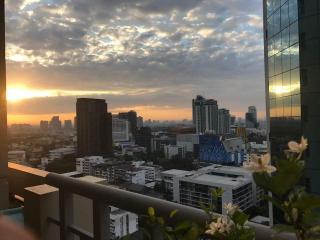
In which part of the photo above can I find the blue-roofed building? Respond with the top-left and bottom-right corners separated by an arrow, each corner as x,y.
199,135 -> 245,165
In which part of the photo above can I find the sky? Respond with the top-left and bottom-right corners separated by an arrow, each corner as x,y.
5,0 -> 265,125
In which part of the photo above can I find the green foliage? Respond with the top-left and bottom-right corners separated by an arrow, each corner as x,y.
253,153 -> 320,240
137,208 -> 203,240
45,154 -> 76,173
253,158 -> 304,198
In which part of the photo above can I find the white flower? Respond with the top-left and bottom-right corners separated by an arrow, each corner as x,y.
205,221 -> 220,235
205,217 -> 232,235
288,137 -> 308,159
218,217 -> 232,233
243,154 -> 276,174
223,203 -> 238,215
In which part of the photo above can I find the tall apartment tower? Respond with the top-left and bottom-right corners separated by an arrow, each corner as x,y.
192,95 -> 219,134
246,106 -> 258,128
218,108 -> 231,134
49,116 -> 62,132
76,98 -> 113,157
118,111 -> 138,137
248,106 -> 257,122
263,0 -> 320,193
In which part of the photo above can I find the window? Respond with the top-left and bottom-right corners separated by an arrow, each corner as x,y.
290,44 -> 300,69
281,1 -> 289,30
291,68 -> 300,94
289,0 -> 298,23
289,21 -> 299,45
281,27 -> 290,50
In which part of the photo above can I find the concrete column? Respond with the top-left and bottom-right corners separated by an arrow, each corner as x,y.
24,184 -> 60,240
0,0 -> 8,210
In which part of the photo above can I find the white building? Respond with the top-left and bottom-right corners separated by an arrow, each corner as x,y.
76,156 -> 105,175
115,166 -> 146,185
160,169 -> 191,201
112,118 -> 130,142
8,150 -> 26,163
161,165 -> 263,214
110,207 -> 138,239
164,145 -> 186,160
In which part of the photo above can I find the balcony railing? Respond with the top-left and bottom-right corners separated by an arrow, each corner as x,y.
7,162 -> 296,240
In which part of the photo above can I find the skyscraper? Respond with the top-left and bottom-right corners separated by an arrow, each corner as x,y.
218,108 -> 231,134
248,106 -> 257,123
40,120 -> 49,132
118,111 -> 138,137
245,106 -> 258,128
192,95 -> 219,134
64,120 -> 73,131
76,98 -> 113,157
263,0 -> 320,193
49,116 -> 62,132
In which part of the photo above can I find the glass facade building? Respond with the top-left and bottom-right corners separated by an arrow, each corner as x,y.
263,0 -> 320,193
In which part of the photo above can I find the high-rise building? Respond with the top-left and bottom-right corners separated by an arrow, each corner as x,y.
137,116 -> 143,129
118,111 -> 138,137
135,127 -> 152,154
263,0 -> 320,193
112,117 -> 130,142
192,95 -> 219,134
76,98 -> 113,157
218,108 -> 231,134
49,116 -> 62,132
64,120 -> 73,131
245,106 -> 259,128
40,120 -> 49,131
74,116 -> 77,130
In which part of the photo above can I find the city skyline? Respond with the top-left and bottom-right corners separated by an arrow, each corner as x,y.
6,0 -> 265,124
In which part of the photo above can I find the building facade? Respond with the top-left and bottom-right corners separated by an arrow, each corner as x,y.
118,111 -> 138,137
218,108 -> 231,134
199,135 -> 245,165
76,98 -> 113,157
263,0 -> 320,193
112,117 -> 130,142
192,95 -> 219,134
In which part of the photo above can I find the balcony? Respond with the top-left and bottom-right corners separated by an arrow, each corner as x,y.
5,163 -> 296,240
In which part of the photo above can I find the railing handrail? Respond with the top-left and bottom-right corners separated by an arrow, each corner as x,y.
46,172 -> 296,240
46,172 -> 208,225
8,164 -> 296,240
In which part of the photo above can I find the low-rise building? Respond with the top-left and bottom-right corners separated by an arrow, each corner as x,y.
8,150 -> 26,163
164,145 -> 186,160
161,165 -> 263,214
110,207 -> 138,239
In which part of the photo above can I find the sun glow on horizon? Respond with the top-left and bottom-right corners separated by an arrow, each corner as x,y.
6,86 -> 160,102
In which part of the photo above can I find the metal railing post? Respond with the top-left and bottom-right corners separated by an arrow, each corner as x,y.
59,189 -> 74,240
93,201 -> 110,240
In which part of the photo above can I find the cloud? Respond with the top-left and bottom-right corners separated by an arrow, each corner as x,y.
5,0 -> 266,122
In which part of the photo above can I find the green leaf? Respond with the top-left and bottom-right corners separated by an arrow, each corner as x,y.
174,221 -> 192,232
232,210 -> 248,226
254,159 -> 304,197
303,210 -> 320,227
293,195 -> 320,211
169,209 -> 178,219
148,207 -> 155,217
